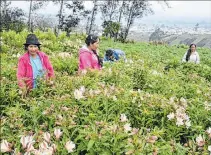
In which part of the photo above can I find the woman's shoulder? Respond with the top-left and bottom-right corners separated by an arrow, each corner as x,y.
37,51 -> 49,57
19,52 -> 28,61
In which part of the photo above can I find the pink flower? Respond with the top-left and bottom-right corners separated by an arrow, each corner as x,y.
65,141 -> 76,153
20,135 -> 34,149
129,128 -> 139,135
147,136 -> 158,144
39,141 -> 49,150
120,114 -> 128,122
43,132 -> 51,143
0,140 -> 11,153
54,128 -> 63,140
196,135 -> 205,147
26,142 -> 35,152
61,106 -> 69,111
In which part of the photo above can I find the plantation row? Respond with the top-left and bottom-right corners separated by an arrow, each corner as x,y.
1,30 -> 211,154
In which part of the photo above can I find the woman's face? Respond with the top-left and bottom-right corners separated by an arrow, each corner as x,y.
28,44 -> 38,56
90,39 -> 99,51
190,44 -> 196,52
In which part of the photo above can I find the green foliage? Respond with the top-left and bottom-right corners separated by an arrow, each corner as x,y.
102,21 -> 120,38
1,30 -> 211,154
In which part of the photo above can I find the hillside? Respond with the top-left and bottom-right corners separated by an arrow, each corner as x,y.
1,30 -> 211,154
128,32 -> 211,49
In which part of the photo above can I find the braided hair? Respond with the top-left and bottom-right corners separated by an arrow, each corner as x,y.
85,34 -> 103,67
186,44 -> 196,62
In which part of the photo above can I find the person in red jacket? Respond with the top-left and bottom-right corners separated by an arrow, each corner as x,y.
78,34 -> 103,72
17,34 -> 54,92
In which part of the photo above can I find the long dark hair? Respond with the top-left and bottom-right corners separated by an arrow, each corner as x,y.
85,34 -> 103,67
186,44 -> 196,61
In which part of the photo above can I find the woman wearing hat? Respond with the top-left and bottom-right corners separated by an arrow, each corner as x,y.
17,34 -> 55,91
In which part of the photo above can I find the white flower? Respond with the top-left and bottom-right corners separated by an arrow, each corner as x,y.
74,89 -> 85,100
43,132 -> 51,143
206,127 -> 211,135
39,141 -> 49,151
113,96 -> 117,101
54,128 -> 63,139
185,120 -> 191,128
65,141 -> 76,153
196,135 -> 205,147
81,69 -> 87,75
120,114 -> 128,122
167,112 -> 175,120
20,135 -> 34,149
204,101 -> 211,111
108,68 -> 112,73
132,97 -> 136,103
169,97 -> 175,104
176,117 -> 184,126
0,140 -> 11,153
208,145 -> 211,152
109,124 -> 118,132
124,123 -> 132,132
57,114 -> 63,120
79,86 -> 86,93
26,142 -> 35,152
151,70 -> 158,75
17,53 -> 21,58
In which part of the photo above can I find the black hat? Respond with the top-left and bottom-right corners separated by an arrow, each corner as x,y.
23,34 -> 41,46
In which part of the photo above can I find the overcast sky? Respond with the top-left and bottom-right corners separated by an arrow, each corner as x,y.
10,1 -> 211,25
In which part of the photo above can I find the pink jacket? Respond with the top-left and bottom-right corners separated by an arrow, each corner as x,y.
78,45 -> 101,71
17,51 -> 54,89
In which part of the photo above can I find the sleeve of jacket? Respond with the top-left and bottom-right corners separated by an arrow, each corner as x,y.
45,54 -> 55,78
17,57 -> 26,88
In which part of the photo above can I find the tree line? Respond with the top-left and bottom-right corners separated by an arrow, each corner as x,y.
0,0 -> 169,42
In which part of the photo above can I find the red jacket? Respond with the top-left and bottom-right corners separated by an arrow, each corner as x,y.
78,45 -> 101,71
17,51 -> 54,89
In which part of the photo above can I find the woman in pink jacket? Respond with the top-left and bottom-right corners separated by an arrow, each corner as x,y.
17,34 -> 54,91
78,35 -> 103,72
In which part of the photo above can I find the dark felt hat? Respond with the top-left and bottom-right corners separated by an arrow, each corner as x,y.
23,34 -> 41,45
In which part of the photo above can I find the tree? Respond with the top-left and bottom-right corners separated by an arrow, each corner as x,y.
88,0 -> 99,35
100,0 -> 119,22
102,20 -> 120,39
61,1 -> 90,36
122,0 -> 153,41
0,1 -> 25,32
53,0 -> 65,34
32,13 -> 56,31
27,0 -> 48,32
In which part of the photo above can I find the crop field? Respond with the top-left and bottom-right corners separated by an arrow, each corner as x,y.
1,30 -> 211,154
